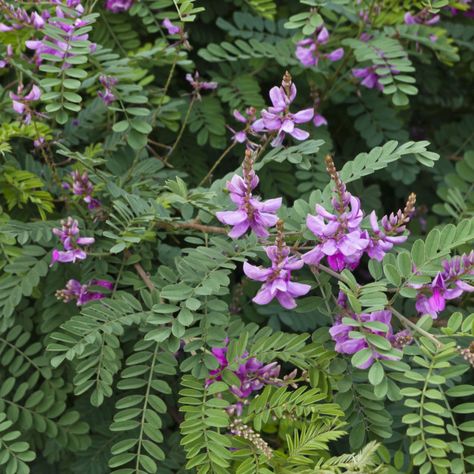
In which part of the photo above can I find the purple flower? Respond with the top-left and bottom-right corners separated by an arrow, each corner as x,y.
404,10 -> 440,25
51,217 -> 95,265
162,18 -> 181,35
330,310 -> 400,369
244,245 -> 311,309
56,278 -> 114,306
303,192 -> 368,272
216,151 -> 281,239
352,66 -> 385,91
206,342 -> 283,414
98,75 -> 117,105
313,113 -> 328,127
9,85 -> 41,124
105,0 -> 134,12
186,71 -> 218,97
252,73 -> 314,147
295,26 -> 344,67
227,107 -> 260,145
415,252 -> 474,318
312,96 -> 327,128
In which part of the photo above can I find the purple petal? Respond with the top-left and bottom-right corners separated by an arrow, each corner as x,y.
233,110 -> 247,123
228,221 -> 250,239
289,128 -> 309,141
287,281 -> 311,297
317,27 -> 329,44
243,262 -> 272,282
281,119 -> 295,133
325,48 -> 344,62
292,108 -> 314,124
253,286 -> 275,305
269,86 -> 286,111
313,114 -> 328,127
76,237 -> 95,246
257,197 -> 282,213
302,247 -> 324,265
216,210 -> 248,226
276,291 -> 297,309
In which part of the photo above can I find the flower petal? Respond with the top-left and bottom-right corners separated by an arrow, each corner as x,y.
243,261 -> 272,281
292,108 -> 314,124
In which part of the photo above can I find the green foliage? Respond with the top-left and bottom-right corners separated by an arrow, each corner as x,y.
400,340 -> 471,474
0,122 -> 53,155
38,13 -> 99,124
0,166 -> 54,220
109,340 -> 176,473
433,150 -> 474,221
1,0 -> 474,472
345,35 -> 417,106
179,375 -> 231,473
244,0 -> 277,20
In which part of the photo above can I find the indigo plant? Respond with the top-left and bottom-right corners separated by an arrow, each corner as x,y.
0,1 -> 473,474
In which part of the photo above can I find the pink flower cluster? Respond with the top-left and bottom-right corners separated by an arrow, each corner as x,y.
56,279 -> 113,306
216,150 -> 281,239
302,157 -> 414,272
244,244 -> 311,310
414,252 -> 474,319
51,217 -> 95,265
207,342 -> 283,415
252,72 -> 314,147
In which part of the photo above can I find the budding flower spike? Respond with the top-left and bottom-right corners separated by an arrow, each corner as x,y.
216,149 -> 282,239
252,71 -> 314,147
66,170 -> 101,210
244,220 -> 311,309
366,193 -> 416,261
98,75 -> 118,106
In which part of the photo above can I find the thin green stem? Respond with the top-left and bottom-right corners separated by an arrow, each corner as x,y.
165,95 -> 196,162
198,141 -> 237,187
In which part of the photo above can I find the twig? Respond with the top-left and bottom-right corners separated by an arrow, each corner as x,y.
132,261 -> 155,291
389,306 -> 443,348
